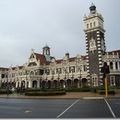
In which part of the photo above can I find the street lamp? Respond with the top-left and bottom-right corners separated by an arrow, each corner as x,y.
57,70 -> 61,89
51,69 -> 54,80
78,66 -> 82,88
63,67 -> 67,88
71,67 -> 74,87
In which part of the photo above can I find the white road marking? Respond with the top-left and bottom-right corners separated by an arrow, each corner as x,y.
104,98 -> 116,118
57,99 -> 79,118
83,97 -> 104,99
24,110 -> 32,113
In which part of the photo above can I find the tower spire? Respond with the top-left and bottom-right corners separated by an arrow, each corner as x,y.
89,3 -> 96,14
43,44 -> 51,61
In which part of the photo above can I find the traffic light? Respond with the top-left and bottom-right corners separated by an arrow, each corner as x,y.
101,62 -> 110,78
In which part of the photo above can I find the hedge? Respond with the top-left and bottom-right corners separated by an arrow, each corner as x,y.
25,88 -> 42,92
0,89 -> 12,94
25,91 -> 66,96
98,89 -> 115,95
65,87 -> 90,92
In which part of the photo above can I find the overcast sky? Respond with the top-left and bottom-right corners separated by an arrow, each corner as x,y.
0,0 -> 120,67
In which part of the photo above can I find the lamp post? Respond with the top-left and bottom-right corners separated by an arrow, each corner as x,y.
63,67 -> 67,88
78,66 -> 82,88
25,69 -> 28,89
51,69 -> 54,80
6,76 -> 9,96
57,70 -> 60,89
71,67 -> 74,88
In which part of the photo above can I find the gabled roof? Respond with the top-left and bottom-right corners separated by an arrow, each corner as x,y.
34,53 -> 46,65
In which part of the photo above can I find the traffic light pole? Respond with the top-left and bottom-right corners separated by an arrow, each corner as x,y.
105,74 -> 108,97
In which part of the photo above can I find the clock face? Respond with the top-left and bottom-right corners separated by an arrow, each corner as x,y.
89,38 -> 96,52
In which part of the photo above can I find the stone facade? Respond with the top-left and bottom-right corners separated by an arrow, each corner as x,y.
84,3 -> 106,87
0,49 -> 88,89
0,4 -> 120,89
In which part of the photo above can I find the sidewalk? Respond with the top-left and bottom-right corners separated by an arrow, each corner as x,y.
0,92 -> 120,99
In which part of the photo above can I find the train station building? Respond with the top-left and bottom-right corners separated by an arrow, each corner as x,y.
0,4 -> 120,89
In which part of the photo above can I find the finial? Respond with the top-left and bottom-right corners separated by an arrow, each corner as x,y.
91,2 -> 95,6
89,2 -> 96,14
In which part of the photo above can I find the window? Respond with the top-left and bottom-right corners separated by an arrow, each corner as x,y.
1,74 -> 5,78
110,76 -> 115,86
92,74 -> 98,87
69,66 -> 75,73
90,23 -> 92,28
30,71 -> 34,75
83,65 -> 87,71
39,69 -> 44,75
45,69 -> 50,75
30,54 -> 34,59
115,62 -> 118,70
87,24 -> 89,28
93,21 -> 96,27
92,77 -> 98,86
56,68 -> 62,74
28,62 -> 37,66
110,62 -> 113,70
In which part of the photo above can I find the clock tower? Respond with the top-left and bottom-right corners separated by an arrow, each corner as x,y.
84,3 -> 106,86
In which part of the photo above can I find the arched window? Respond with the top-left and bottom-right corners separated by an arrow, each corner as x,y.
87,24 -> 89,28
90,23 -> 92,28
30,71 -> 34,75
92,74 -> 98,87
93,21 -> 96,27
115,62 -> 118,70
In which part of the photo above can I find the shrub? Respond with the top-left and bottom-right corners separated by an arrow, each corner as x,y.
25,88 -> 41,92
0,89 -> 12,94
98,89 -> 115,95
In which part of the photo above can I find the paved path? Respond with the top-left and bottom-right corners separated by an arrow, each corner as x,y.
0,92 -> 120,99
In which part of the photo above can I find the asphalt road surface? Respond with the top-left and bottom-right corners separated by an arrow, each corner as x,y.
0,98 -> 119,118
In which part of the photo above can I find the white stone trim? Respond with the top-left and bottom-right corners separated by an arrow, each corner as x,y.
97,37 -> 100,40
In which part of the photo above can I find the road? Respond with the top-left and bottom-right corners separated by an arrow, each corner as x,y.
0,98 -> 119,118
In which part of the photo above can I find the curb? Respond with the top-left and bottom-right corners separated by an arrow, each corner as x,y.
0,95 -> 120,99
